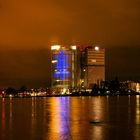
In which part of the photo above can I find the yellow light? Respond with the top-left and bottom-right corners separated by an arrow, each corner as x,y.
71,45 -> 77,50
91,59 -> 96,62
136,83 -> 140,92
62,88 -> 67,94
95,46 -> 99,51
51,45 -> 61,50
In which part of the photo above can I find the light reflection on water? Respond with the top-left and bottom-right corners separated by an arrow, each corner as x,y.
134,95 -> 140,139
136,95 -> 140,124
0,96 -> 140,140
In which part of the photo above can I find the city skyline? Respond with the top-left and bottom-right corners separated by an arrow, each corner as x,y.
0,47 -> 139,88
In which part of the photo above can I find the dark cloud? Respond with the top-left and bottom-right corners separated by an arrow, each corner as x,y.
0,0 -> 140,47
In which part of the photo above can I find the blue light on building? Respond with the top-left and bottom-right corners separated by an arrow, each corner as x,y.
54,50 -> 71,80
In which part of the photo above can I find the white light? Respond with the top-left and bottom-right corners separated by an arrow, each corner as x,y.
51,45 -> 61,50
9,94 -> 13,98
95,46 -> 99,51
56,80 -> 60,82
71,45 -> 77,50
52,60 -> 58,63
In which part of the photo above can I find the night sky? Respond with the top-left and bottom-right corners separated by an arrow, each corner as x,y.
0,0 -> 140,88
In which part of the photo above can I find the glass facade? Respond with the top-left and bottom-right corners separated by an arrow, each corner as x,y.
51,45 -> 105,93
51,49 -> 72,89
53,50 -> 71,81
51,46 -> 80,93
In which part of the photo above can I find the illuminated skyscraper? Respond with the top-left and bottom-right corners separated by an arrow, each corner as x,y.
51,45 -> 105,93
51,45 -> 81,93
81,46 -> 105,88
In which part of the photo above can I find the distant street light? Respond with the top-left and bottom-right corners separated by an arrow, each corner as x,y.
94,46 -> 99,51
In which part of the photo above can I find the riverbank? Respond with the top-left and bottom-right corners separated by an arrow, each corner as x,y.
1,90 -> 140,98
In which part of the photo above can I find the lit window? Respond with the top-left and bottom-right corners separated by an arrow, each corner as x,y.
91,59 -> 96,62
51,45 -> 61,50
71,45 -> 77,50
52,60 -> 58,63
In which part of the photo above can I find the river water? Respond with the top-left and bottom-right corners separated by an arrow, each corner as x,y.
0,95 -> 140,140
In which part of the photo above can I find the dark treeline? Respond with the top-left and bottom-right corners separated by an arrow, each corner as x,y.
89,77 -> 138,96
73,77 -> 138,96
